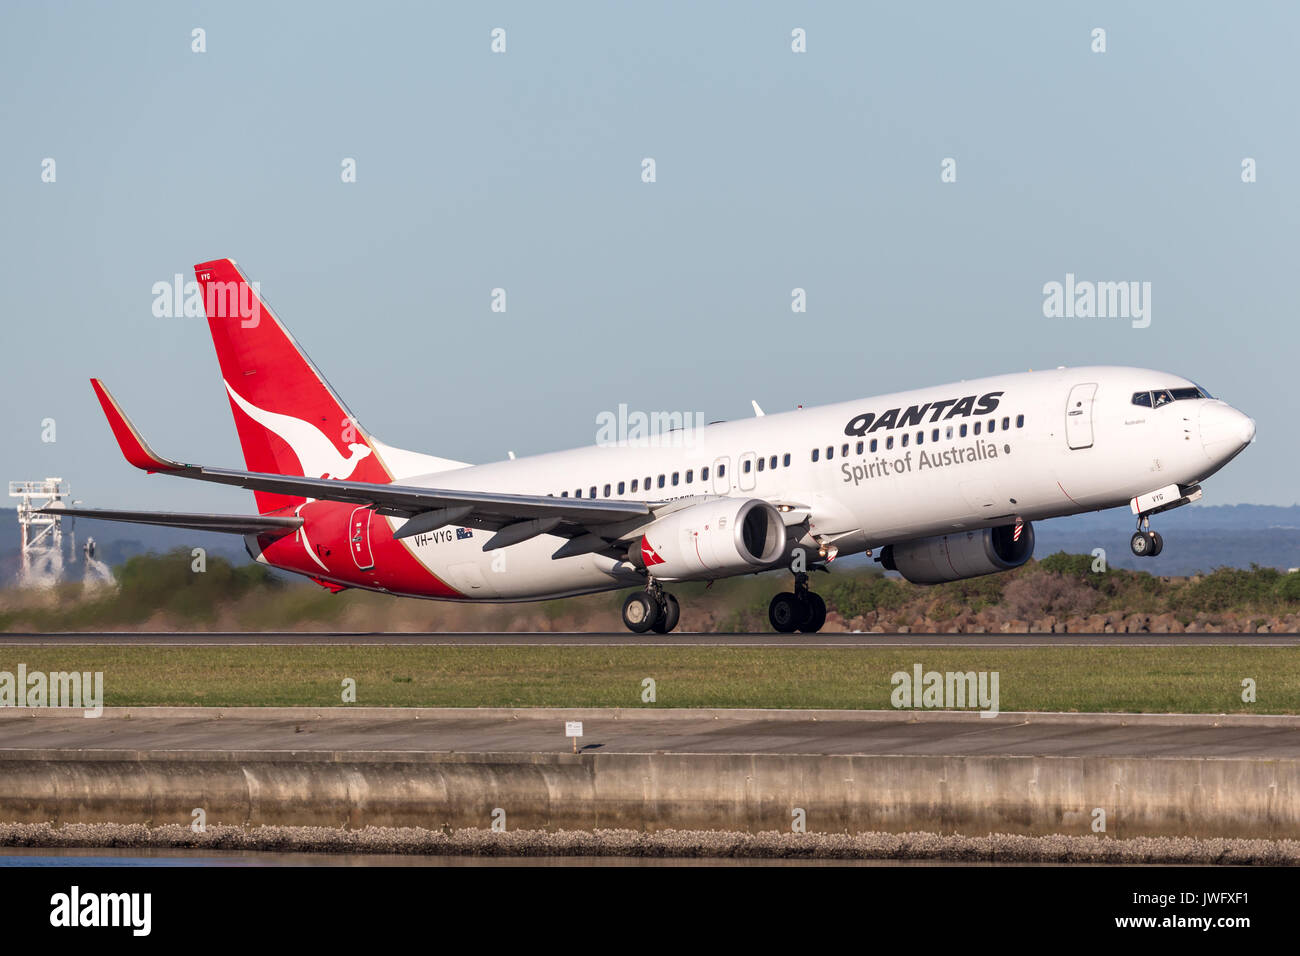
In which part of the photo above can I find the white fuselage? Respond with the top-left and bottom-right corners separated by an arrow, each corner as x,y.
376,366 -> 1255,601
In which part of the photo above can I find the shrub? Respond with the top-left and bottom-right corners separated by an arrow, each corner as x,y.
1277,572 -> 1300,604
1174,565 -> 1283,614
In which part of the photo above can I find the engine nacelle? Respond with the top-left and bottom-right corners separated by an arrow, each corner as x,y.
628,498 -> 787,581
880,522 -> 1034,584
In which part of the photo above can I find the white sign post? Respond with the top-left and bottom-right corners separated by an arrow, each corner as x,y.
565,720 -> 583,754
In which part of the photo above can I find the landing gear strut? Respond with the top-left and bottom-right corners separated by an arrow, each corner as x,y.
768,572 -> 827,634
1130,514 -> 1164,557
621,579 -> 680,634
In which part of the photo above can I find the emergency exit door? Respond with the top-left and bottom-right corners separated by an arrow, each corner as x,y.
349,507 -> 375,570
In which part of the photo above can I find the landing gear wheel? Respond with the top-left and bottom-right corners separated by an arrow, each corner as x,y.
798,593 -> 827,634
622,592 -> 661,633
651,593 -> 680,634
1148,531 -> 1164,557
769,592 -> 807,634
1130,531 -> 1153,557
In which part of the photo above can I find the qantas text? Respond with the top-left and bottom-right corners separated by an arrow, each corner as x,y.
844,391 -> 1004,436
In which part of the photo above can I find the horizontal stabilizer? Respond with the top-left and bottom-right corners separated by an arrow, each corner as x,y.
39,507 -> 303,536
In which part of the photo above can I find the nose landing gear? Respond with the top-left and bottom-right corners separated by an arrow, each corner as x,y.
1130,515 -> 1164,557
768,572 -> 827,634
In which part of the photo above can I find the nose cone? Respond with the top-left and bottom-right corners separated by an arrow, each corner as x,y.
1199,401 -> 1255,463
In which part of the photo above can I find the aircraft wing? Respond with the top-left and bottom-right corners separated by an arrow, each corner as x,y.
89,378 -> 654,545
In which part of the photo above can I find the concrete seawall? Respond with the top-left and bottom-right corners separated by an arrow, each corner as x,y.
2,748 -> 1296,839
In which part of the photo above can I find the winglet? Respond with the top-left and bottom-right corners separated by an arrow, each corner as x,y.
90,379 -> 183,473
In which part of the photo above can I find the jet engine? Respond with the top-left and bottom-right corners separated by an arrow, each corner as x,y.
627,498 -> 787,581
879,522 -> 1034,584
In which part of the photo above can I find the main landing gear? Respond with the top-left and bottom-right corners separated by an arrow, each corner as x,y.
768,571 -> 826,634
1130,514 -> 1164,557
621,580 -> 681,634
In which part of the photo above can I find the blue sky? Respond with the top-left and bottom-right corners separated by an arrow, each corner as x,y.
2,1 -> 1296,510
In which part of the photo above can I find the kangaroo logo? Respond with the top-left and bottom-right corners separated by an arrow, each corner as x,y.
225,382 -> 372,479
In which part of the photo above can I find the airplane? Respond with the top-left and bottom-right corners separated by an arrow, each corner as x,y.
51,259 -> 1257,634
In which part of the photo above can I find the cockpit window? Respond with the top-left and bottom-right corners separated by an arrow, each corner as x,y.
1134,386 -> 1210,408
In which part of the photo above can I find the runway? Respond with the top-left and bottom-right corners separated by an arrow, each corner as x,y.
0,631 -> 1295,647
5,707 -> 1298,758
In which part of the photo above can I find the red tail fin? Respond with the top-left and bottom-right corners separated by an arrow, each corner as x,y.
194,259 -> 391,513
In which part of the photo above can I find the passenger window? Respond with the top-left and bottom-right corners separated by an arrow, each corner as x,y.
932,429 -> 939,442
757,457 -> 765,472
960,424 -> 968,437
561,491 -> 569,497
886,436 -> 894,450
1002,417 -> 1009,430
855,442 -> 863,455
870,439 -> 878,452
603,484 -> 611,497
770,455 -> 778,470
811,448 -> 819,462
744,459 -> 752,473
974,422 -> 981,435
671,472 -> 679,486
989,420 -> 996,433
1132,391 -> 1153,408
575,489 -> 582,498
590,486 -> 597,498
826,446 -> 834,459
916,431 -> 923,445
840,444 -> 848,457
657,475 -> 665,488
718,464 -> 725,477
645,476 -> 651,489
686,469 -> 693,483
617,481 -> 625,495
783,453 -> 791,467
901,433 -> 909,447
629,479 -> 637,493
945,426 -> 953,439
1016,414 -> 1024,428
701,467 -> 709,481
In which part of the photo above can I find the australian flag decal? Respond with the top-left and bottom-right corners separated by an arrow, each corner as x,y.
456,527 -> 473,540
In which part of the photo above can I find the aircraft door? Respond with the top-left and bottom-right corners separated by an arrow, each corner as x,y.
1065,383 -> 1098,450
